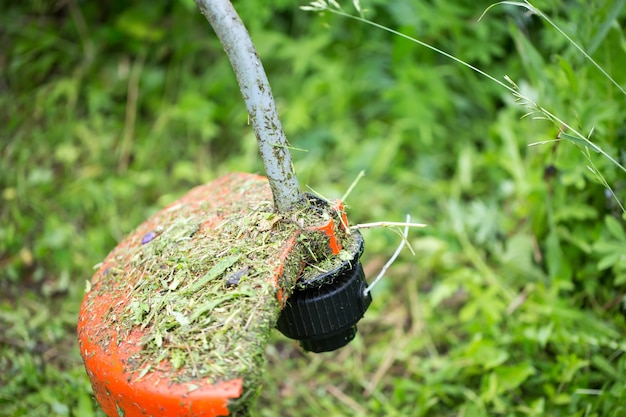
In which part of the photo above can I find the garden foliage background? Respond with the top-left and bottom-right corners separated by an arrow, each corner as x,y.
2,0 -> 626,415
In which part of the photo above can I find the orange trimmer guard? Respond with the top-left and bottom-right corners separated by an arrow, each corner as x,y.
77,173 -> 351,417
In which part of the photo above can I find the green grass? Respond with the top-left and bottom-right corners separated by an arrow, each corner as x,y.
2,0 -> 626,416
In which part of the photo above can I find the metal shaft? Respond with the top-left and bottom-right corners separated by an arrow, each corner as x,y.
195,0 -> 301,212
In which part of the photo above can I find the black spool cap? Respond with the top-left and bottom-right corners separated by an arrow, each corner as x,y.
276,232 -> 372,353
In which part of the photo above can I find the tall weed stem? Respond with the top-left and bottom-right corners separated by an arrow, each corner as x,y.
303,1 -> 625,212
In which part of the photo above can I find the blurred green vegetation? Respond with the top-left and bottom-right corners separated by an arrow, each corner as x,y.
2,0 -> 626,416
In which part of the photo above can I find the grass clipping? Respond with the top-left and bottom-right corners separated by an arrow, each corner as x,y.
88,175 -> 356,410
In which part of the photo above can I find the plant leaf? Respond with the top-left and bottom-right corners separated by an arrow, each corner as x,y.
183,254 -> 241,295
558,132 -> 601,153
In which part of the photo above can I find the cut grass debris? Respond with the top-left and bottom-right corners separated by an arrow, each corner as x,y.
80,173 -> 360,414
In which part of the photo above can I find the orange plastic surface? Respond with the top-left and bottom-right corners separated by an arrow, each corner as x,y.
313,218 -> 342,255
77,173 -> 346,417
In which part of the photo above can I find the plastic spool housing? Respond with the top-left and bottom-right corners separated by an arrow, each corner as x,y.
276,232 -> 372,352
